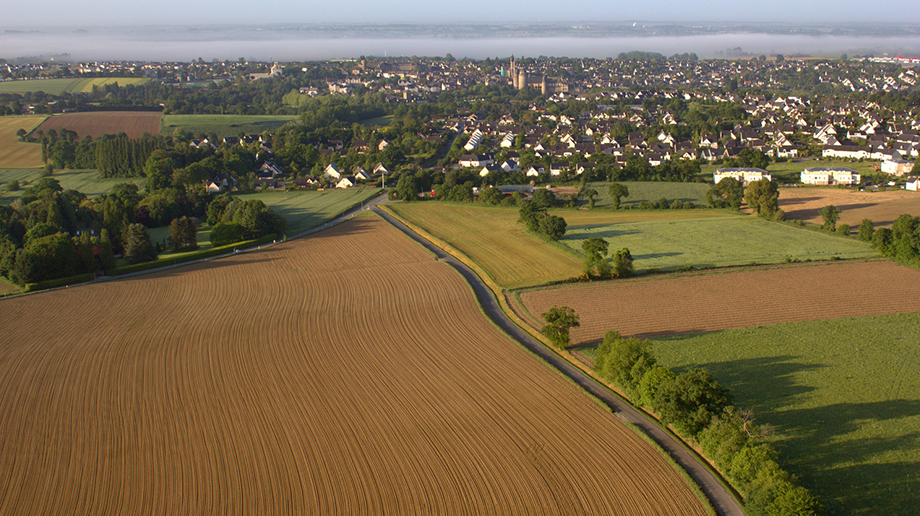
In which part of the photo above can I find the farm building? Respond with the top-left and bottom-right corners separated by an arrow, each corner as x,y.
801,167 -> 861,186
714,168 -> 772,185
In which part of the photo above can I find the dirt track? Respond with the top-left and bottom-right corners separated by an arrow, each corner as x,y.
519,260 -> 920,343
0,216 -> 708,515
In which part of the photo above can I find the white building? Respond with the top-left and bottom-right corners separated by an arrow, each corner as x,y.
801,167 -> 861,186
714,168 -> 772,185
881,159 -> 914,176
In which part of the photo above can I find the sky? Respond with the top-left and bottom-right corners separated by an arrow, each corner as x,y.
2,0 -> 919,27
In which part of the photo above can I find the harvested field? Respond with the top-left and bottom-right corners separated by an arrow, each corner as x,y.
0,116 -> 46,168
0,216 -> 708,515
31,111 -> 163,139
518,260 -> 920,344
779,187 -> 920,227
0,77 -> 148,95
161,114 -> 299,138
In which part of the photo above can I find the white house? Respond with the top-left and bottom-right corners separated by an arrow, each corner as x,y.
323,163 -> 342,180
500,133 -> 516,148
906,178 -> 920,191
524,165 -> 545,177
714,168 -> 772,185
822,145 -> 870,160
335,177 -> 355,189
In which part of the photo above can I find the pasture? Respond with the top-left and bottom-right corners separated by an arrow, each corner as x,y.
161,114 -> 300,138
0,77 -> 148,94
0,116 -> 46,168
779,187 -> 920,227
31,111 -> 162,139
519,259 -> 920,344
648,312 -> 920,516
234,188 -> 382,235
0,216 -> 709,515
386,203 -> 584,289
582,181 -> 711,208
562,211 -> 877,272
0,169 -> 144,204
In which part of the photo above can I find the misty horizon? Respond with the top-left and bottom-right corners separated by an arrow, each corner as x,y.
3,23 -> 920,63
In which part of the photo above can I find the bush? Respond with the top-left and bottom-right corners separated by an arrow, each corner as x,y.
836,223 -> 850,236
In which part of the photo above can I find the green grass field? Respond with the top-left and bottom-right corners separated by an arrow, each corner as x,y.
0,169 -> 144,204
161,114 -> 300,138
388,202 -> 877,287
387,202 -> 585,289
0,116 -> 46,169
0,77 -> 148,94
234,188 -> 382,235
563,212 -> 877,271
645,314 -> 920,516
583,181 -> 712,209
359,115 -> 394,127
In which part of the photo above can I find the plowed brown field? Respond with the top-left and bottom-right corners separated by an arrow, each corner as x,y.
0,216 -> 708,515
779,187 -> 920,227
519,260 -> 920,344
30,111 -> 162,139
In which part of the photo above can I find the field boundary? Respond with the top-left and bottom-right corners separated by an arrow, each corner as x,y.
377,203 -> 743,516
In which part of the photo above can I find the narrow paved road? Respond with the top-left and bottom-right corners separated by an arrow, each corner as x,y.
374,206 -> 746,516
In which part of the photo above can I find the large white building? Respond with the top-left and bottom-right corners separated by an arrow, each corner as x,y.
800,167 -> 861,186
714,168 -> 772,185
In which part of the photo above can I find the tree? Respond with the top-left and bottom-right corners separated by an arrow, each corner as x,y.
210,222 -> 246,247
539,214 -> 567,241
820,204 -> 841,231
122,223 -> 158,264
540,306 -> 580,349
655,368 -> 732,437
479,186 -> 503,205
531,188 -> 556,209
581,237 -> 610,277
168,216 -> 198,251
608,182 -> 629,209
744,179 -> 780,216
395,173 -> 418,201
144,150 -> 175,192
858,219 -> 875,241
612,248 -> 634,277
707,177 -> 743,209
582,188 -> 599,209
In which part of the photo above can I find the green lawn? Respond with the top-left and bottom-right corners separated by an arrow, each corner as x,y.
161,114 -> 300,138
583,181 -> 712,209
0,77 -> 148,94
235,188 -> 382,235
0,169 -> 144,204
359,115 -> 394,127
647,313 -> 920,516
562,213 -> 877,272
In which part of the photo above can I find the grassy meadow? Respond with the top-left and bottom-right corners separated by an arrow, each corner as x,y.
0,169 -> 145,204
583,181 -> 711,209
563,211 -> 877,272
235,188 -> 382,235
161,114 -> 300,138
645,313 -> 920,516
0,77 -> 149,94
388,202 -> 877,287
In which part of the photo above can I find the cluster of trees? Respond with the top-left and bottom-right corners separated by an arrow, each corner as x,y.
0,174 -> 283,285
517,191 -> 566,241
593,330 -> 820,516
707,177 -> 743,209
580,237 -> 633,279
869,214 -> 920,266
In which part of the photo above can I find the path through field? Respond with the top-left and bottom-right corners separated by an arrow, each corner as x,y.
0,216 -> 708,515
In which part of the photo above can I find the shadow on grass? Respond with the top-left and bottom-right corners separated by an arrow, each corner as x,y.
670,352 -> 920,515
